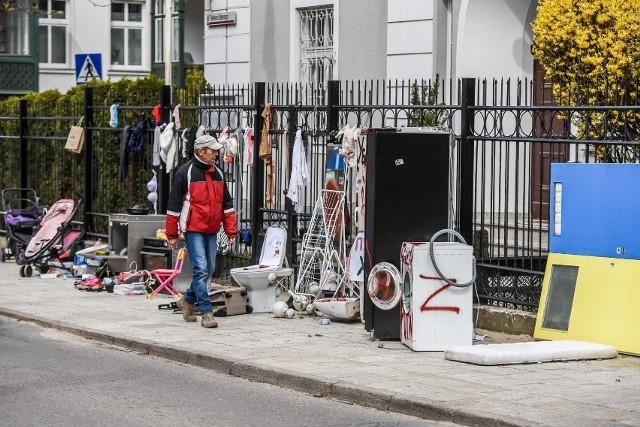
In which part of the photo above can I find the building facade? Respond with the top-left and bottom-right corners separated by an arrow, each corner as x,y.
0,0 -> 538,97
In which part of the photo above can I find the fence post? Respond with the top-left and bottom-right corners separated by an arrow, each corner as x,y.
83,87 -> 94,229
19,99 -> 28,191
157,85 -> 172,214
250,82 -> 266,263
285,105 -> 297,268
458,78 -> 476,245
327,80 -> 340,132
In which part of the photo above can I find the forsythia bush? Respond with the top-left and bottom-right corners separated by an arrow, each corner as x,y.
532,0 -> 640,161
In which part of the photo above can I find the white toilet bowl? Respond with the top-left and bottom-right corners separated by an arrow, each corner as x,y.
230,225 -> 292,313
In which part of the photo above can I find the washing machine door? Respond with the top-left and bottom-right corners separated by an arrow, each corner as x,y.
367,262 -> 402,310
401,268 -> 412,314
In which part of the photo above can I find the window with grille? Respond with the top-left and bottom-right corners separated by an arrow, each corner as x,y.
39,0 -> 67,65
0,0 -> 30,55
111,1 -> 144,66
298,6 -> 334,90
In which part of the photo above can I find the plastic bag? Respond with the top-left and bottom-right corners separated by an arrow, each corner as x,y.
113,283 -> 146,295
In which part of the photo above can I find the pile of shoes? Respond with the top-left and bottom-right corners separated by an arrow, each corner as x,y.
73,260 -> 114,292
74,276 -> 104,291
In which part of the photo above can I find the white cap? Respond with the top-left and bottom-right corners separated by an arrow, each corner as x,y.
194,134 -> 223,151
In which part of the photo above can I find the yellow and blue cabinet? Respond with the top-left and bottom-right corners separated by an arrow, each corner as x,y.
535,163 -> 640,355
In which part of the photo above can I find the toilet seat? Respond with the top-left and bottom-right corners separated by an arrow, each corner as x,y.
258,225 -> 287,267
230,225 -> 292,313
233,225 -> 288,273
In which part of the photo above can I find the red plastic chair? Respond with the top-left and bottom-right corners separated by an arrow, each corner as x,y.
147,247 -> 186,299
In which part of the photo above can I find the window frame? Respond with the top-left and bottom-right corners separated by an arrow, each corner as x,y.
153,0 -> 179,63
110,1 -> 146,69
38,0 -> 69,68
289,0 -> 339,88
0,0 -> 31,56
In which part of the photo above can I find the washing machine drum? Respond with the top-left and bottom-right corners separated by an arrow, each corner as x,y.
367,262 -> 402,310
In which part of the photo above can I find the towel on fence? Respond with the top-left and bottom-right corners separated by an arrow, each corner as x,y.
243,127 -> 254,167
109,104 -> 119,128
159,122 -> 177,173
287,129 -> 309,213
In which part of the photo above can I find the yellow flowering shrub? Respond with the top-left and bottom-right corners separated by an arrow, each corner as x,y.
532,0 -> 640,161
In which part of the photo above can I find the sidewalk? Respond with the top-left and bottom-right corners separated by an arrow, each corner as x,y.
1,261 -> 639,427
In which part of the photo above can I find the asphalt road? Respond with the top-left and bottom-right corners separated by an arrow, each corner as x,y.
0,317 -> 462,427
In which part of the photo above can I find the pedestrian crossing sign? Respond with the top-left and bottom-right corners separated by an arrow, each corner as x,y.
75,53 -> 102,85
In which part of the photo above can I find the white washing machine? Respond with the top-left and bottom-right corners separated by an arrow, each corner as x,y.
400,241 -> 474,351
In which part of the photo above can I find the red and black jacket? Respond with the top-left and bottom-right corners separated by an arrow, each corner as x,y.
165,157 -> 237,240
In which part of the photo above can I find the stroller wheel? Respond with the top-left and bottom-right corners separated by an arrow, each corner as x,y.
0,248 -> 5,263
38,265 -> 49,275
24,265 -> 33,277
19,265 -> 25,277
16,250 -> 25,266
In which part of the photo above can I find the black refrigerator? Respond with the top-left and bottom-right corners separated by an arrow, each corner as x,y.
364,128 -> 451,339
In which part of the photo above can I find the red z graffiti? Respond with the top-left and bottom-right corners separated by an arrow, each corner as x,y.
418,276 -> 461,314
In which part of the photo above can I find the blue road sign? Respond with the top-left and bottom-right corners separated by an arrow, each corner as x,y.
75,53 -> 102,85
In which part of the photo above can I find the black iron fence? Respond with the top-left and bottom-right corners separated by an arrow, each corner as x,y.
1,77 -> 638,311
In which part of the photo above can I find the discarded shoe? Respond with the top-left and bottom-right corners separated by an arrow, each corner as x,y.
177,297 -> 197,322
201,312 -> 218,328
75,277 -> 102,291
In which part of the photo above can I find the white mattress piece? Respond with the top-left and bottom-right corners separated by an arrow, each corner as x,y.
444,340 -> 617,365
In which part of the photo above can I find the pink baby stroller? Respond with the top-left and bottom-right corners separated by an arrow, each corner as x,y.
20,197 -> 84,277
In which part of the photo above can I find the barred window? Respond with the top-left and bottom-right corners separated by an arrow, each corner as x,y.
298,6 -> 334,93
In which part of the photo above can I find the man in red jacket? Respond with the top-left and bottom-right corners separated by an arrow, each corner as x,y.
166,134 -> 238,328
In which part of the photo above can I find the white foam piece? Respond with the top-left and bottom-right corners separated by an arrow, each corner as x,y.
444,340 -> 617,365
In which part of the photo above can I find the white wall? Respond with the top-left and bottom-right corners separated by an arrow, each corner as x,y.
204,0 -> 251,85
387,0 -> 435,80
250,0 -> 289,82
456,0 -> 534,80
338,0 -> 387,81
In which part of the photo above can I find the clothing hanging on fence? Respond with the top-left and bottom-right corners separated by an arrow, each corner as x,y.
181,128 -> 190,159
186,125 -> 198,159
259,104 -> 278,160
265,158 -> 276,209
336,124 -> 361,168
287,129 -> 309,213
224,128 -> 241,164
118,125 -> 131,182
127,120 -> 153,153
172,104 -> 182,130
152,125 -> 162,167
337,124 -> 365,232
152,104 -> 162,125
159,122 -> 178,173
243,127 -> 254,167
109,104 -> 119,128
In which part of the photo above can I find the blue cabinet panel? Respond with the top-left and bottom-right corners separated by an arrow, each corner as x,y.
550,163 -> 640,260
